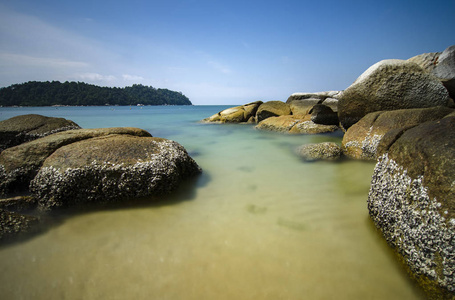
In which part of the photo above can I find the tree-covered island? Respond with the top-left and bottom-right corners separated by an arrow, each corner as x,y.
0,81 -> 192,106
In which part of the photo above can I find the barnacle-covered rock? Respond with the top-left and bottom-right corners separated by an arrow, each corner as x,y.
342,106 -> 454,160
30,135 -> 201,210
295,142 -> 342,162
368,116 -> 455,298
0,127 -> 151,195
0,114 -> 80,151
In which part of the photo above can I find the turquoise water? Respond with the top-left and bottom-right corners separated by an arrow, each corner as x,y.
0,106 -> 424,299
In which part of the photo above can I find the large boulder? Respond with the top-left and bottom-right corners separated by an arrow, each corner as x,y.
295,142 -> 342,162
338,59 -> 451,129
255,101 -> 291,122
202,101 -> 263,123
0,114 -> 80,151
255,115 -> 304,133
342,106 -> 454,160
433,45 -> 455,99
368,116 -> 455,298
0,127 -> 151,194
30,135 -> 201,210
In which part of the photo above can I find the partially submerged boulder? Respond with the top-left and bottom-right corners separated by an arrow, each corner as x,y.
368,116 -> 455,298
0,114 -> 80,151
30,135 -> 201,210
255,101 -> 291,122
255,115 -> 304,133
342,106 -> 454,160
0,209 -> 41,241
296,142 -> 342,162
338,59 -> 451,129
0,127 -> 152,195
255,115 -> 339,134
202,101 -> 262,123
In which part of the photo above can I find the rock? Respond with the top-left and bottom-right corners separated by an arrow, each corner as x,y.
0,114 -> 80,151
0,209 -> 40,241
338,59 -> 451,129
343,106 -> 454,160
202,101 -> 263,123
30,135 -> 201,211
295,142 -> 342,162
289,121 -> 339,134
368,116 -> 455,298
407,52 -> 441,73
310,104 -> 339,126
286,91 -> 342,103
0,127 -> 152,195
321,98 -> 339,112
0,195 -> 37,213
289,99 -> 320,117
433,45 -> 455,99
255,115 -> 304,133
255,101 -> 291,122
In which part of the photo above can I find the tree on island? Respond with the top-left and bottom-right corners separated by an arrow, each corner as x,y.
0,81 -> 192,106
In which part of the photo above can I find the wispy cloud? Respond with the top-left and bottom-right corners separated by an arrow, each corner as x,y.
208,60 -> 232,74
122,74 -> 145,81
76,73 -> 117,82
0,53 -> 89,68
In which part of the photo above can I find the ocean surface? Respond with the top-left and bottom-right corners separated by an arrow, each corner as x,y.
0,106 -> 424,299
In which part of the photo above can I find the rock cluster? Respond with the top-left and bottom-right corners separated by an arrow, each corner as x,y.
0,115 -> 201,241
201,45 -> 455,296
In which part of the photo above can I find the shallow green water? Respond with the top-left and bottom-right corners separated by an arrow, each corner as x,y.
0,106 -> 425,299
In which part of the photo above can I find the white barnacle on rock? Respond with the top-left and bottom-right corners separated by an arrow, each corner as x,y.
368,153 -> 455,292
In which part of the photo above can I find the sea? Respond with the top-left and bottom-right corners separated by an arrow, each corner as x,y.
0,106 -> 425,299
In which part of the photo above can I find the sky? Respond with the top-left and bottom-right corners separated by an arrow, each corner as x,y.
0,0 -> 454,105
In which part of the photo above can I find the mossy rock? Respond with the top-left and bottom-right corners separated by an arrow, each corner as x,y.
0,114 -> 80,151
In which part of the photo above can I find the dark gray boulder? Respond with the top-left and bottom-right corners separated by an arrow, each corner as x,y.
310,104 -> 339,126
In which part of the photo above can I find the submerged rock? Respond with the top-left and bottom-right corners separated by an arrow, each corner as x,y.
338,59 -> 450,129
0,127 -> 152,195
0,114 -> 80,152
30,135 -> 201,210
0,209 -> 40,241
296,142 -> 342,162
368,116 -> 455,298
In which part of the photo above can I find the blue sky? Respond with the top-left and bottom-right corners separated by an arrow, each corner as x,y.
0,0 -> 454,104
